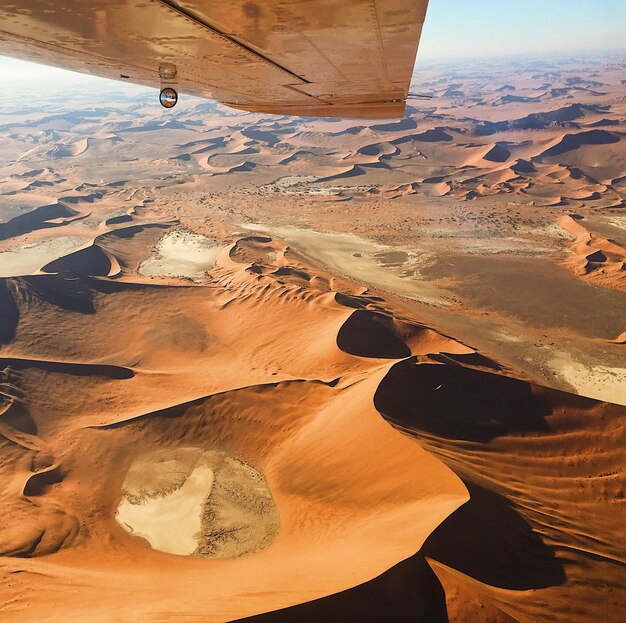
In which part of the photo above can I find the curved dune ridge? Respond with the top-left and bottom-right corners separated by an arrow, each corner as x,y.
0,229 -> 624,623
209,103 -> 624,208
559,214 -> 626,290
42,243 -> 122,277
128,70 -> 625,212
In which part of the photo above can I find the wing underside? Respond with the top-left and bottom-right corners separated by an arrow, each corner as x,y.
0,0 -> 429,118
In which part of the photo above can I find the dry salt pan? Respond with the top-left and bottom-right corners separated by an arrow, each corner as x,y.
138,229 -> 225,281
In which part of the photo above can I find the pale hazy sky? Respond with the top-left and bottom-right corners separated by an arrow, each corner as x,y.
419,0 -> 626,59
0,0 -> 624,88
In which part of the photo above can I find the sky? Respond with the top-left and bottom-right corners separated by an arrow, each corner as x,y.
419,0 -> 626,59
0,0 -> 624,90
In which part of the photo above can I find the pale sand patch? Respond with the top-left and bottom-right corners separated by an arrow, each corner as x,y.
117,464 -> 215,555
241,223 -> 448,306
276,175 -> 318,188
117,448 -> 279,558
0,236 -> 85,277
607,216 -> 625,231
551,352 -> 626,405
138,229 -> 225,281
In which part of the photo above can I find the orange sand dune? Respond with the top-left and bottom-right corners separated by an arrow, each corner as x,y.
41,243 -> 122,277
1,230 -> 624,622
560,214 -> 626,290
0,236 -> 473,621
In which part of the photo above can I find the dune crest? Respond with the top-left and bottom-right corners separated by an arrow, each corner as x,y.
559,214 -> 626,290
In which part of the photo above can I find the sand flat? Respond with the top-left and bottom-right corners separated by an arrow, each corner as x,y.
116,448 -> 280,559
117,463 -> 214,555
242,222 -> 447,306
0,236 -> 86,277
138,229 -> 225,281
550,351 -> 626,405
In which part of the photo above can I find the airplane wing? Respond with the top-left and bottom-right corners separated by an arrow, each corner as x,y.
0,0 -> 429,118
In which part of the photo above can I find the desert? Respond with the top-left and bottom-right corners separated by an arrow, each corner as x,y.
0,52 -> 625,622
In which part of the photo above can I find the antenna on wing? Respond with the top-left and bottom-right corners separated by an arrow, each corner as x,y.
407,93 -> 433,100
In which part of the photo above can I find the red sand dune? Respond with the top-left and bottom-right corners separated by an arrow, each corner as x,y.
0,232 -> 624,622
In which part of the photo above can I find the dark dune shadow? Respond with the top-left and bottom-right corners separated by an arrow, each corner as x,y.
422,175 -> 446,183
0,203 -> 78,241
22,275 -> 96,314
337,310 -> 411,359
473,104 -> 606,135
415,128 -> 454,142
317,165 -> 365,183
370,117 -> 418,132
0,357 -> 134,380
483,144 -> 511,162
99,222 -> 169,240
105,214 -> 133,226
229,235 -> 281,265
423,482 -> 565,590
541,129 -> 620,157
23,465 -> 64,496
42,245 -> 113,277
0,401 -> 37,436
0,280 -> 19,345
374,359 -> 552,441
241,129 -> 280,144
271,266 -> 311,281
60,192 -> 103,204
22,274 -> 177,312
233,554 -> 448,623
512,158 -> 536,173
395,128 -> 453,143
334,292 -> 367,309
358,143 -> 386,156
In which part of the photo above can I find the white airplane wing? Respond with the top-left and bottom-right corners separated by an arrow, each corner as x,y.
0,0 -> 429,118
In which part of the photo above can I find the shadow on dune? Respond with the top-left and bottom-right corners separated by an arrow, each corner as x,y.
229,236 -> 275,264
105,214 -> 133,226
0,203 -> 78,241
317,165 -> 366,183
337,310 -> 411,359
541,129 -> 620,157
234,554 -> 448,623
0,401 -> 37,436
15,274 -> 188,319
42,244 -> 117,277
240,482 -> 567,622
370,117 -> 418,132
0,358 -> 134,380
24,268 -> 169,303
99,223 -> 169,240
334,292 -> 385,309
483,144 -> 511,162
23,464 -> 64,496
423,482 -> 565,590
0,280 -> 19,345
22,275 -> 96,314
374,359 -> 552,442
